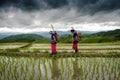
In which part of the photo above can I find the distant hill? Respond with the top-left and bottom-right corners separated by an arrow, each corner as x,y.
0,31 -> 97,39
0,34 -> 45,43
82,29 -> 120,43
0,29 -> 119,43
60,29 -> 120,43
90,29 -> 120,36
0,32 -> 19,39
92,29 -> 120,41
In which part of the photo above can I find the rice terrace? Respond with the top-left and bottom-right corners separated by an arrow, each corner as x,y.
0,0 -> 120,80
0,42 -> 120,80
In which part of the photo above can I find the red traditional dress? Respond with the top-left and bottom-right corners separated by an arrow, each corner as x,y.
72,32 -> 78,53
51,33 -> 57,54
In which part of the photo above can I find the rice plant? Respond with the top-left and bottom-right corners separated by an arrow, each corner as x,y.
0,55 -> 119,80
0,42 -> 120,80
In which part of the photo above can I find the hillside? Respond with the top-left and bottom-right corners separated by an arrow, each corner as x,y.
60,29 -> 120,43
0,32 -> 19,39
0,31 -> 96,39
0,29 -> 119,43
91,29 -> 120,36
81,29 -> 120,43
0,34 -> 45,43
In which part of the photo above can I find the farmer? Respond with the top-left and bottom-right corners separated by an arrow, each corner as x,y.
71,29 -> 79,53
49,31 -> 57,55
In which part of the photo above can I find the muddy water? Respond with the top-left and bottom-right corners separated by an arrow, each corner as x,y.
0,56 -> 120,80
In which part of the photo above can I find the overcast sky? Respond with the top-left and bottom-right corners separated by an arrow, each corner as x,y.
0,0 -> 120,33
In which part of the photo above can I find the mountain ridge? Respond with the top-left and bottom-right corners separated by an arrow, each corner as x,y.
0,29 -> 119,43
0,34 -> 44,43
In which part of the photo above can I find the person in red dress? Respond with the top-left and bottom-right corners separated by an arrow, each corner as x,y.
71,29 -> 79,53
49,31 -> 57,55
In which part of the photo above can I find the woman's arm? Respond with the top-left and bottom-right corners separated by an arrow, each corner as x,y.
53,36 -> 57,42
76,35 -> 79,41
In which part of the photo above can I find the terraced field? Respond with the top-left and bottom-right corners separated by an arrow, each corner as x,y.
0,43 -> 27,49
27,43 -> 120,53
0,42 -> 120,80
1,42 -> 120,54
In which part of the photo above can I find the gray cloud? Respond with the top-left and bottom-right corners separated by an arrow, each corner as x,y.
0,0 -> 120,13
0,0 -> 120,31
67,0 -> 120,14
0,0 -> 68,11
0,7 -> 120,27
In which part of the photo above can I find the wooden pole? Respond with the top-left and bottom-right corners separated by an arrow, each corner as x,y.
51,24 -> 55,32
71,27 -> 74,30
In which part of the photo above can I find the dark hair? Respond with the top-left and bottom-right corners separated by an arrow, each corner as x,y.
71,29 -> 75,32
49,31 -> 52,34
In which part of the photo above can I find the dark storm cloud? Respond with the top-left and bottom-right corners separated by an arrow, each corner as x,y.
0,0 -> 120,13
67,0 -> 120,14
0,0 -> 68,11
0,0 -> 120,32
